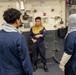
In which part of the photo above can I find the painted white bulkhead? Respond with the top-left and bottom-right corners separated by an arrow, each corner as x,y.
0,0 -> 66,31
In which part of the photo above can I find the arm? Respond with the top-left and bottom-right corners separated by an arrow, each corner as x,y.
59,34 -> 74,71
59,52 -> 71,71
17,35 -> 33,75
29,28 -> 33,40
29,28 -> 37,43
41,27 -> 46,37
35,28 -> 46,38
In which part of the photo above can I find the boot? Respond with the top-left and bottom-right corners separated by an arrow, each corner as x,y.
43,64 -> 49,72
33,64 -> 37,72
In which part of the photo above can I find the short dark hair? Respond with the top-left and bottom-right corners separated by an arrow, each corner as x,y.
35,17 -> 41,21
3,8 -> 21,24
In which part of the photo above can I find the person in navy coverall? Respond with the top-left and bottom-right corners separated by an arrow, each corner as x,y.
0,8 -> 33,75
29,17 -> 48,72
59,14 -> 76,75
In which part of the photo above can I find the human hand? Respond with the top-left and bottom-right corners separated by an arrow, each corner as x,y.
35,34 -> 43,38
32,39 -> 37,43
59,64 -> 65,72
59,52 -> 71,72
35,35 -> 40,38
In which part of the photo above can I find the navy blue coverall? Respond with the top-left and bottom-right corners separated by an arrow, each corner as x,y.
29,27 -> 46,65
0,30 -> 33,75
64,31 -> 76,75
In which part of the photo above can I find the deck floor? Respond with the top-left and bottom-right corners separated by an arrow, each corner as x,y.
33,62 -> 64,75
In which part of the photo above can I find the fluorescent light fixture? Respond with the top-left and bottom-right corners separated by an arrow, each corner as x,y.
20,0 -> 25,10
16,0 -> 20,10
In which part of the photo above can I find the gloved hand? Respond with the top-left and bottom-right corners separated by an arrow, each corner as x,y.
59,52 -> 71,71
59,63 -> 65,71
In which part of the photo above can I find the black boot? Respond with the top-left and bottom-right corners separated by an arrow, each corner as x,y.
33,64 -> 37,72
43,64 -> 49,72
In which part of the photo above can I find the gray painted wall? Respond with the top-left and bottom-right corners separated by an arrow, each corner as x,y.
22,29 -> 67,62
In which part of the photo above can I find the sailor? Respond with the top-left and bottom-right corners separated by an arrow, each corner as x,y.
59,14 -> 76,75
29,17 -> 48,72
0,8 -> 33,75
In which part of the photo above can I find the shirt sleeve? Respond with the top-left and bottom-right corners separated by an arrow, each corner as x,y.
17,35 -> 33,75
40,27 -> 46,37
64,33 -> 75,55
29,28 -> 33,40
